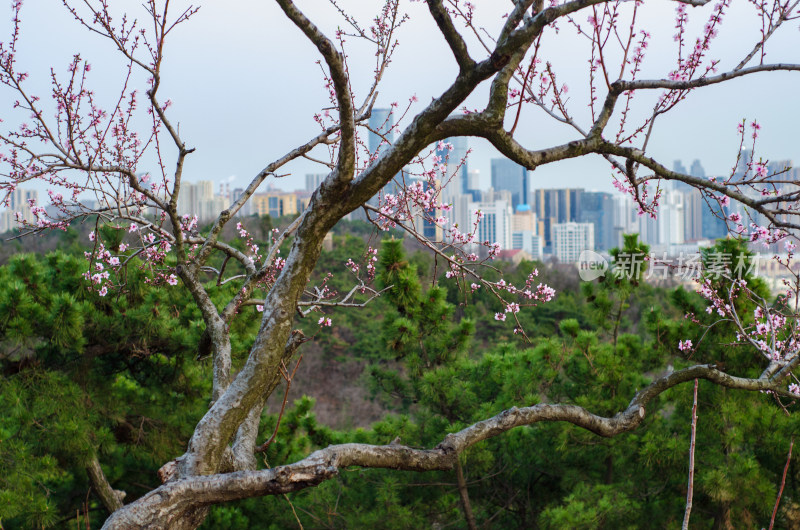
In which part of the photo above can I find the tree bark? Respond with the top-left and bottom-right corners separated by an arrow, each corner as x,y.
86,453 -> 125,514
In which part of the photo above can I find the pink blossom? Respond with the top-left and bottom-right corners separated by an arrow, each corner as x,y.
494,313 -> 506,321
790,383 -> 800,397
166,274 -> 178,286
318,316 -> 332,327
256,305 -> 264,312
678,339 -> 692,351
129,223 -> 138,232
98,286 -> 108,297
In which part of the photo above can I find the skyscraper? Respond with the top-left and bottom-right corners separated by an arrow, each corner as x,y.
690,159 -> 705,178
553,222 -> 594,263
491,158 -> 529,210
368,108 -> 394,155
683,188 -> 704,242
659,189 -> 685,245
177,180 -> 214,218
532,188 -> 583,253
469,200 -> 512,250
579,191 -> 615,251
8,188 -> 38,210
436,136 -> 469,197
466,169 -> 481,200
305,173 -> 327,192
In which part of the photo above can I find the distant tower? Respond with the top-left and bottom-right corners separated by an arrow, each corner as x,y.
368,108 -> 394,155
435,137 -> 470,196
491,158 -> 529,210
690,160 -> 705,178
305,173 -> 326,192
579,191 -> 615,251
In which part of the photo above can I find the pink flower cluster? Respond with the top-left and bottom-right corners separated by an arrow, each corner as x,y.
490,268 -> 556,325
236,222 -> 261,261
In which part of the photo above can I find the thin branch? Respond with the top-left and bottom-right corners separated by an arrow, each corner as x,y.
426,0 -> 475,72
769,436 -> 794,530
254,354 -> 304,454
103,363 -> 791,529
681,379 -> 699,530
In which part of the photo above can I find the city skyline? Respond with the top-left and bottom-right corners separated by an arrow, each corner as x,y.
4,145 -> 798,262
3,3 -> 799,199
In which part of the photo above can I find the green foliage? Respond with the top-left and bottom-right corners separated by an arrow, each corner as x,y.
0,250 -> 266,527
4,232 -> 800,529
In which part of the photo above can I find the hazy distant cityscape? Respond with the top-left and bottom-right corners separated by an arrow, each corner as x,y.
4,109 -> 799,272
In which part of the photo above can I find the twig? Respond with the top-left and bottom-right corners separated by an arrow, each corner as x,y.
255,354 -> 304,454
682,378 -> 699,530
284,493 -> 305,530
769,436 -> 794,530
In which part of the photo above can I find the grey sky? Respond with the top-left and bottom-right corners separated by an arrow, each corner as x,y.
3,1 -> 799,196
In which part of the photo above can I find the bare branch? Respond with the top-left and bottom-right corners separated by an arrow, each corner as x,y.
275,0 -> 357,182
426,0 -> 475,72
103,363 -> 787,529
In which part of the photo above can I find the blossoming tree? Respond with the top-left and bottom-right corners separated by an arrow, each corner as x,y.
2,0 -> 800,528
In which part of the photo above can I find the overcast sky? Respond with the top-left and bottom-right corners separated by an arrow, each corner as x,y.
2,1 -> 799,196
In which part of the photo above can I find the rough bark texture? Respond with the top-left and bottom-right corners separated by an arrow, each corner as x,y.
86,454 -> 125,514
55,0 -> 798,527
102,363 -> 791,529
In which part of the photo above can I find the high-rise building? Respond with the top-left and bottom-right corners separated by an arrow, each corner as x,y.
481,187 -> 513,204
532,188 -> 583,253
352,108 -> 398,223
612,193 -> 637,249
579,191 -> 615,251
511,230 -> 544,260
491,158 -> 529,210
436,136 -> 469,199
305,173 -> 327,192
251,192 -> 299,218
403,176 -> 444,242
671,159 -> 694,192
8,188 -> 38,210
683,188 -> 704,242
231,188 -> 250,217
1,188 -> 38,232
736,148 -> 754,175
177,180 -> 215,219
446,193 -> 473,237
466,169 -> 481,200
659,189 -> 685,245
689,158 -> 736,240
553,222 -> 594,263
470,200 -> 512,250
690,159 -> 705,178
511,206 -> 537,234
368,108 -> 394,155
